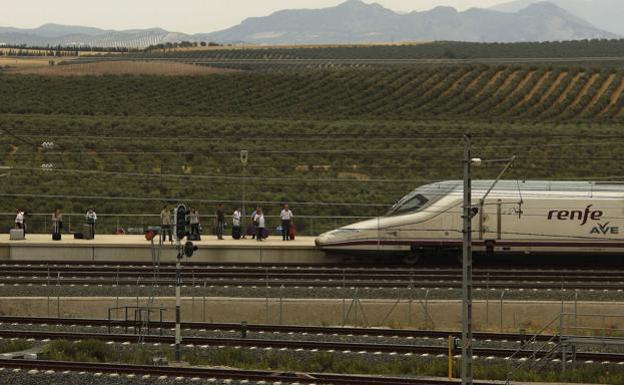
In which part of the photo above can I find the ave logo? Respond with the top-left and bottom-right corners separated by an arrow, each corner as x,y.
590,222 -> 619,235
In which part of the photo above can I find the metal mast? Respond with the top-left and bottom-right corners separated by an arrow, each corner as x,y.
462,133 -> 473,385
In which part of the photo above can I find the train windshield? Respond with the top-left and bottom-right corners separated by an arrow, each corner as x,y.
386,194 -> 429,216
385,182 -> 459,217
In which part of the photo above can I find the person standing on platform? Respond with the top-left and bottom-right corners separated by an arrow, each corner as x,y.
85,208 -> 97,239
251,207 -> 260,239
14,209 -> 23,230
15,208 -> 25,238
160,205 -> 173,243
215,203 -> 225,240
255,208 -> 265,242
52,208 -> 63,235
189,208 -> 200,239
280,203 -> 294,241
232,207 -> 242,240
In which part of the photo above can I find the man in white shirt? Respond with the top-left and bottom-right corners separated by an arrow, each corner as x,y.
280,204 -> 294,241
255,208 -> 265,242
85,208 -> 97,239
232,208 -> 242,239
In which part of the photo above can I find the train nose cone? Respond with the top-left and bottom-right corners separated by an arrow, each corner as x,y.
315,233 -> 329,248
315,231 -> 336,248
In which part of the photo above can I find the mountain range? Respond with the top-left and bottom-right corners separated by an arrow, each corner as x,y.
492,0 -> 624,35
0,0 -> 619,48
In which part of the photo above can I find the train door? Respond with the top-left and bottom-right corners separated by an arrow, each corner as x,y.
478,199 -> 518,253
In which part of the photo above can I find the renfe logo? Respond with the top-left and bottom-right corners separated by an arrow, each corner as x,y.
547,205 -> 603,226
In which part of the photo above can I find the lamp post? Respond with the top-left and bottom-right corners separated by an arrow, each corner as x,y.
462,135 -> 515,385
240,150 -> 249,230
462,134 -> 476,385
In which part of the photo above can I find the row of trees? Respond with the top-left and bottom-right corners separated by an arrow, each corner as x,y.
133,39 -> 624,60
145,41 -> 224,50
2,114 -> 623,228
2,65 -> 623,122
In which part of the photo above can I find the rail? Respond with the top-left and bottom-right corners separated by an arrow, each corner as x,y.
0,358 -> 494,385
0,329 -> 620,360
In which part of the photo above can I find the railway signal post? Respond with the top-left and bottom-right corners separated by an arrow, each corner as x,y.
172,203 -> 197,362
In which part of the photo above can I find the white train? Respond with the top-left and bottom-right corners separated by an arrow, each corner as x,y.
315,180 -> 624,263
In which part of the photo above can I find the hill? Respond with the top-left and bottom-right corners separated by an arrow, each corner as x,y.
492,0 -> 624,35
1,66 -> 624,235
2,66 -> 624,122
0,1 -> 618,48
201,0 -> 616,44
0,23 -> 191,49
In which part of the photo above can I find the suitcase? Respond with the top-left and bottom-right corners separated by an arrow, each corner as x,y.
232,226 -> 242,240
83,224 -> 94,240
9,229 -> 24,241
74,233 -> 84,239
289,224 -> 295,241
188,233 -> 201,241
52,233 -> 62,241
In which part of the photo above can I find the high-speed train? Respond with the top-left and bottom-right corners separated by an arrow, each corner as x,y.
315,180 -> 624,263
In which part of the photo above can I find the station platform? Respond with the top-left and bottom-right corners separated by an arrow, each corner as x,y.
0,234 -> 330,264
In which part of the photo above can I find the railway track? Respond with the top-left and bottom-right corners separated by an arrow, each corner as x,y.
0,263 -> 621,289
1,328 -> 623,362
0,316 -> 551,342
0,359 -> 494,385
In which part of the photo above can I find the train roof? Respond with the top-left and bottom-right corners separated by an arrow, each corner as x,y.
422,180 -> 624,193
410,179 -> 624,195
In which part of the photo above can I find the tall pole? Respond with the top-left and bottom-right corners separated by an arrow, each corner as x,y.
462,134 -> 473,385
241,150 -> 248,231
174,243 -> 182,361
173,204 -> 186,362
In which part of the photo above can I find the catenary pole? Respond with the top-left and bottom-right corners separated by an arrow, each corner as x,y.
174,242 -> 182,361
462,134 -> 473,385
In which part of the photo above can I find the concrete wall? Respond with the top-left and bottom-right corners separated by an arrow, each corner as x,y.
3,297 -> 623,333
1,245 -> 328,263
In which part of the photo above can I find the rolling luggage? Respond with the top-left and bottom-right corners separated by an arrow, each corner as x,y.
52,233 -> 62,241
74,233 -> 84,239
9,229 -> 24,241
289,224 -> 295,241
232,226 -> 242,240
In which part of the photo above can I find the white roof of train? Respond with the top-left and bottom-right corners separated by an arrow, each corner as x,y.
420,180 -> 624,193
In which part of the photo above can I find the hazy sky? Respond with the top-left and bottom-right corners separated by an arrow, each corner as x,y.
1,0 -> 509,34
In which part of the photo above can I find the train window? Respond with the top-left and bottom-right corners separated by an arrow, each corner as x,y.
386,193 -> 429,216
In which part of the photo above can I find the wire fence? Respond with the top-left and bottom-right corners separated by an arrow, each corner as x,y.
0,212 -> 370,237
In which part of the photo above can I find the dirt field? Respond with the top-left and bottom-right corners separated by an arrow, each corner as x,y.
5,60 -> 235,76
0,57 -> 57,68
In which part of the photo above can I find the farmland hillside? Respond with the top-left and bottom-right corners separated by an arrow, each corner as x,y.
1,65 -> 624,234
2,66 -> 624,122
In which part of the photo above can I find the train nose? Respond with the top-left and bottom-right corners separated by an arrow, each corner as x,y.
315,232 -> 332,248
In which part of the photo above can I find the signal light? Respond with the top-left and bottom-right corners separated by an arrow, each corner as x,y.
174,204 -> 188,241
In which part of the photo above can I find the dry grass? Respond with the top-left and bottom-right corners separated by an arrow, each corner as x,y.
0,57 -> 57,69
6,60 -> 236,76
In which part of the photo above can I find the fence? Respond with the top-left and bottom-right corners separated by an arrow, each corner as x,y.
0,212 -> 369,237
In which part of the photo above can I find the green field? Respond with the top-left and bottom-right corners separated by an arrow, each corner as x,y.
139,40 -> 624,60
1,64 -> 623,234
